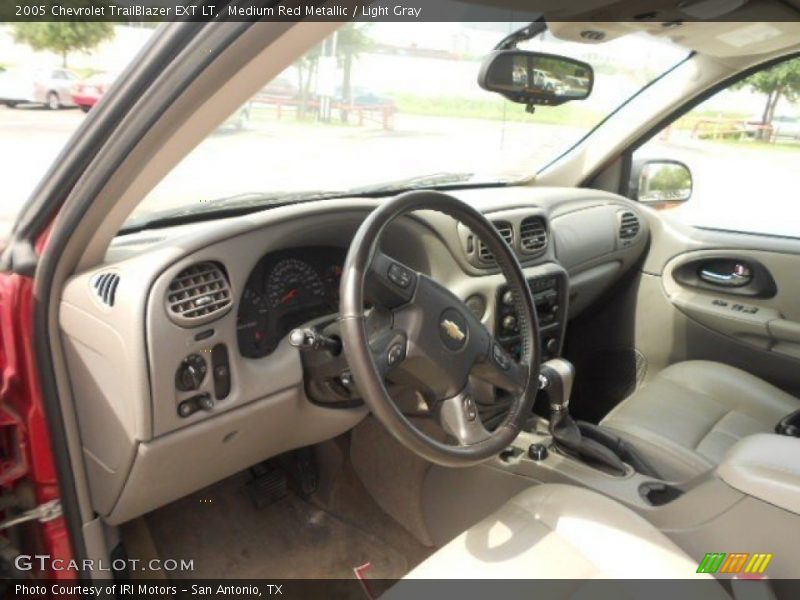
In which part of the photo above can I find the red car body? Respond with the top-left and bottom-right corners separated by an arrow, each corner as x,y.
70,73 -> 113,113
0,240 -> 74,579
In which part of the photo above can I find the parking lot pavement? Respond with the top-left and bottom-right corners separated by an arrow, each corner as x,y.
0,106 -> 86,238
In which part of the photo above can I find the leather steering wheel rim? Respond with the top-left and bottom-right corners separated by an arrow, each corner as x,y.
339,191 -> 541,467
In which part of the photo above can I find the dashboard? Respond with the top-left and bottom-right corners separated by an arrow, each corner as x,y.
237,246 -> 345,358
58,186 -> 650,526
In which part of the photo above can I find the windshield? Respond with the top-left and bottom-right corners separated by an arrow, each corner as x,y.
126,23 -> 687,229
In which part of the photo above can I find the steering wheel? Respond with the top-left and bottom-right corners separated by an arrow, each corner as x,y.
339,191 -> 541,466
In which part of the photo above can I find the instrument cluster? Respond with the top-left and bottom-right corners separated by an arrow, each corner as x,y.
236,246 -> 345,358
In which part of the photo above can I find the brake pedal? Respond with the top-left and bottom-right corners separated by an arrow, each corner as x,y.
244,465 -> 288,509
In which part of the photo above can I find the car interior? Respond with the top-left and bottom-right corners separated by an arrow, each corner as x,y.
10,1 -> 800,594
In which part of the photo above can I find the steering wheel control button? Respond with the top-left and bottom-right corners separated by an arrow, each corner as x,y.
528,443 -> 549,461
439,308 -> 468,351
387,343 -> 405,367
502,290 -> 515,306
387,263 -> 413,288
493,344 -> 511,370
463,395 -> 477,421
502,315 -> 518,333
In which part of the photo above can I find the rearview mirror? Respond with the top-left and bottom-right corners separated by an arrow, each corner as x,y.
631,159 -> 693,205
478,50 -> 593,107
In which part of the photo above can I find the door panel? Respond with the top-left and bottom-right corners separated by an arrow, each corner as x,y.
563,214 -> 800,424
663,248 -> 800,360
640,215 -> 800,396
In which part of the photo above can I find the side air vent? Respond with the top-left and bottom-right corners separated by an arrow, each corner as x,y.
519,216 -> 548,254
618,211 -> 641,240
477,222 -> 513,263
91,272 -> 120,307
166,262 -> 232,327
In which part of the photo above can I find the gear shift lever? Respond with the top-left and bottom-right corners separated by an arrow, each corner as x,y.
540,359 -> 627,476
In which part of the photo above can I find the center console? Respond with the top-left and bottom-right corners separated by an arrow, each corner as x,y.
495,266 -> 569,362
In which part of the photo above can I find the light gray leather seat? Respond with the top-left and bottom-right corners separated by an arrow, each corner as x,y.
601,361 -> 800,481
405,484 -> 723,583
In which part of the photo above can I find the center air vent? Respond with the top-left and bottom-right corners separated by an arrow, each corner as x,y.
91,272 -> 120,307
478,221 -> 513,263
520,217 -> 548,254
618,211 -> 641,240
166,262 -> 232,327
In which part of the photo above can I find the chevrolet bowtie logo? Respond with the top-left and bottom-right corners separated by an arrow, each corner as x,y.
441,319 -> 466,342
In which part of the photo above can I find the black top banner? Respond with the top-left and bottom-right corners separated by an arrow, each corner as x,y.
3,0 -> 800,22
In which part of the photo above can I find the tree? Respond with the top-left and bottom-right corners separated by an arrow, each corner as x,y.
336,24 -> 374,122
734,58 -> 800,138
293,44 -> 321,120
12,22 -> 114,68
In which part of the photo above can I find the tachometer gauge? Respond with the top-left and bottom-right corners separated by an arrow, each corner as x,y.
266,258 -> 326,309
237,288 -> 271,358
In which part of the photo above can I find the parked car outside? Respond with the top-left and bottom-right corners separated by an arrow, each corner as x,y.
71,72 -> 115,113
772,115 -> 800,140
0,67 -> 78,109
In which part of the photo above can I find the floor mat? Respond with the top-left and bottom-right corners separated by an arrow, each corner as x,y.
145,472 -> 410,579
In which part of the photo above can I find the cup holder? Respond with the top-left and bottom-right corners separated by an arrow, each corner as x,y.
639,481 -> 683,506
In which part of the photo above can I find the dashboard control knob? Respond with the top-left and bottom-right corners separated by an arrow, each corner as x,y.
177,401 -> 195,418
196,394 -> 214,411
528,443 -> 549,461
502,290 -> 515,306
550,303 -> 559,314
502,315 -> 517,332
545,337 -> 559,355
176,354 -> 207,391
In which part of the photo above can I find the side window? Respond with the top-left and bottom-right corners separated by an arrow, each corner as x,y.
632,57 -> 800,239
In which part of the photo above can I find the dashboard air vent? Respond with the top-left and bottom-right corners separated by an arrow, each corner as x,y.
619,211 -> 641,240
520,217 -> 548,253
91,272 -> 120,307
167,262 -> 232,327
478,221 -> 513,263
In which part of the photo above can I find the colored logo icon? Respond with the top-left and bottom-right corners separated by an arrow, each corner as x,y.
697,552 -> 773,575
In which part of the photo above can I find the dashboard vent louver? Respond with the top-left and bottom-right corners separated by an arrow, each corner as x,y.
619,211 -> 641,240
519,217 -> 548,253
477,222 -> 513,263
167,262 -> 232,327
91,272 -> 120,307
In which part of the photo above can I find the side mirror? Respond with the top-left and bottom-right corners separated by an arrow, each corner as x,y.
478,50 -> 593,107
630,159 -> 693,206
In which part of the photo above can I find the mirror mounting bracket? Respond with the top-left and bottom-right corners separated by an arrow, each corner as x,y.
494,19 -> 547,50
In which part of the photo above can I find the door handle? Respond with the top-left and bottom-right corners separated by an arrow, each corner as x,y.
699,263 -> 752,287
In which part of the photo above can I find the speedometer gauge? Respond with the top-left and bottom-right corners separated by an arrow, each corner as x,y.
266,259 -> 326,309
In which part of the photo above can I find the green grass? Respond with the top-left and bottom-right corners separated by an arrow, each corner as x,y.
390,93 -> 604,127
672,109 -> 752,131
240,93 -> 606,130
706,137 -> 800,153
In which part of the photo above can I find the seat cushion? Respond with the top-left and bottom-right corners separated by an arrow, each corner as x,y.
405,484 -> 720,581
601,361 -> 799,481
